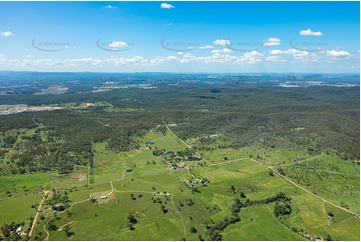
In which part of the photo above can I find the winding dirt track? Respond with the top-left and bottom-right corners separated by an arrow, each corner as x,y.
162,118 -> 211,165
164,121 -> 360,219
263,161 -> 359,218
29,191 -> 49,238
28,121 -> 359,240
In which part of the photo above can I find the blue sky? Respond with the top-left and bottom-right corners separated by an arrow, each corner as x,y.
0,1 -> 359,73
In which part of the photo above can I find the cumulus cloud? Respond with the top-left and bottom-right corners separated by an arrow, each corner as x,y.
266,56 -> 287,63
236,51 -> 263,64
211,48 -> 232,53
300,29 -> 323,36
166,56 -> 178,61
326,50 -> 351,57
199,45 -> 214,49
161,3 -> 175,9
268,49 -> 318,63
213,39 -> 230,46
269,49 -> 308,55
104,5 -> 116,9
268,49 -> 283,55
264,37 -> 281,46
179,52 -> 237,64
1,31 -> 13,37
2,46 -> 354,70
108,41 -> 128,48
183,53 -> 194,58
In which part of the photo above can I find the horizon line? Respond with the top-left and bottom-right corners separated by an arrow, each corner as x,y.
0,70 -> 359,75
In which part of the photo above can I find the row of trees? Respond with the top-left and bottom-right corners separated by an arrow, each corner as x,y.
206,192 -> 293,240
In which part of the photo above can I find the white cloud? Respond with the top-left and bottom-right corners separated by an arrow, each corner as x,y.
1,31 -> 13,37
300,29 -> 323,36
179,52 -> 237,64
161,3 -> 175,9
108,41 -> 128,48
326,50 -> 351,57
212,39 -> 230,46
101,56 -> 147,66
293,51 -> 311,60
211,48 -> 232,54
236,51 -> 263,64
268,49 -> 318,63
166,56 -> 178,61
3,45 -> 355,70
266,56 -> 287,63
268,49 -> 283,55
104,5 -> 116,9
264,37 -> 281,46
183,53 -> 194,58
269,49 -> 308,55
149,57 -> 167,65
199,45 -> 214,49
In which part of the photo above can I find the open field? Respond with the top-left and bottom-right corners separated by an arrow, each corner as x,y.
0,76 -> 359,241
2,128 -> 358,241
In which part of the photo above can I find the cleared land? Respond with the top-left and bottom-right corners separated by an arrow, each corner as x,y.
1,127 -> 358,241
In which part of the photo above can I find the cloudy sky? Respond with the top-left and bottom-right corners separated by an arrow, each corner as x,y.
0,1 -> 359,73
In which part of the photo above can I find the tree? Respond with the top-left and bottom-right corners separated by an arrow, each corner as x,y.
63,224 -> 74,237
274,201 -> 292,217
269,171 -> 274,176
126,221 -> 135,231
325,234 -> 333,241
126,212 -> 137,231
160,205 -> 168,214
277,168 -> 286,176
127,214 -> 137,224
47,219 -> 58,231
190,226 -> 197,233
239,191 -> 246,198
